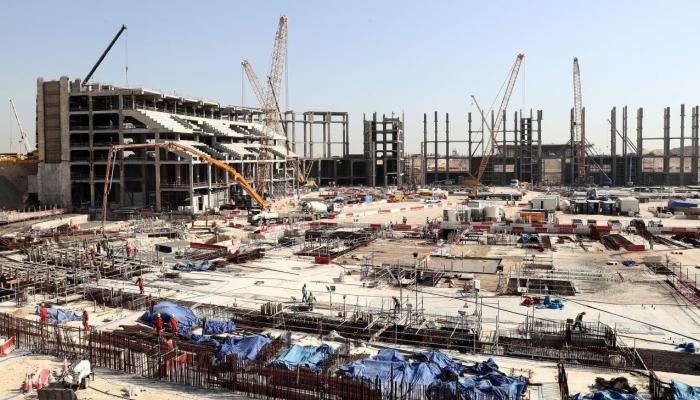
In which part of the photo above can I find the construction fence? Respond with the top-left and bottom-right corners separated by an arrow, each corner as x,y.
0,312 -> 510,400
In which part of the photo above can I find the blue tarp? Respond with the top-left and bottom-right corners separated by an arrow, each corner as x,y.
140,301 -> 200,335
413,351 -> 468,377
536,295 -> 565,310
35,306 -> 82,323
204,320 -> 237,335
174,260 -> 213,271
272,344 -> 334,372
678,342 -> 696,353
571,391 -> 641,400
218,335 -> 270,361
339,359 -> 441,386
464,358 -> 500,375
429,373 -> 527,400
673,380 -> 700,400
376,348 -> 406,362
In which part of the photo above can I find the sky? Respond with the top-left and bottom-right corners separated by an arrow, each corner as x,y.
1,0 -> 699,155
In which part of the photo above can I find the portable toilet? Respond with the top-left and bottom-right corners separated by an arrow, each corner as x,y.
587,200 -> 600,214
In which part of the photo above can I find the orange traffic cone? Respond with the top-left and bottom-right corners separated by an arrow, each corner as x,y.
23,374 -> 32,393
62,358 -> 69,373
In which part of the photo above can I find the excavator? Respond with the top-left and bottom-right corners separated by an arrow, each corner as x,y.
101,142 -> 268,232
464,53 -> 525,199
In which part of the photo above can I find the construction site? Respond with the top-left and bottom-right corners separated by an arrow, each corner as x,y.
3,9 -> 700,400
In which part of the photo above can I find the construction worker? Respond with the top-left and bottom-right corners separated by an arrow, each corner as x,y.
573,311 -> 586,331
126,244 -> 132,258
82,309 -> 90,332
170,314 -> 179,337
301,284 -> 308,303
154,313 -> 164,336
402,216 -> 407,224
135,275 -> 145,295
39,303 -> 48,324
307,292 -> 316,311
392,296 -> 401,315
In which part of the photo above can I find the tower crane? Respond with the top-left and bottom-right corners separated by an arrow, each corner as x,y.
9,99 -> 31,155
573,57 -> 587,183
466,53 -> 525,198
101,142 -> 269,232
241,16 -> 289,195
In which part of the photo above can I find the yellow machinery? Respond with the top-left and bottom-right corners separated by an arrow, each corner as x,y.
101,142 -> 268,231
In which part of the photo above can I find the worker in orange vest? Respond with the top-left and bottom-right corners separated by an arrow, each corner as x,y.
169,315 -> 179,337
39,303 -> 48,324
154,313 -> 163,336
135,276 -> 145,295
82,309 -> 90,332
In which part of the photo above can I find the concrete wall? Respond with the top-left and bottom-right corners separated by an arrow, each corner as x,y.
0,163 -> 38,208
36,77 -> 71,207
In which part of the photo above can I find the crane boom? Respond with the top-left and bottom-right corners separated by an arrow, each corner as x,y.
101,142 -> 268,231
468,53 -> 524,195
83,24 -> 127,85
241,16 -> 289,194
9,99 -> 30,154
573,57 -> 587,181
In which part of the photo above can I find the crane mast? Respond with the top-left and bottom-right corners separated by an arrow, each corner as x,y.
468,53 -> 524,196
573,57 -> 587,182
9,99 -> 31,155
241,16 -> 288,196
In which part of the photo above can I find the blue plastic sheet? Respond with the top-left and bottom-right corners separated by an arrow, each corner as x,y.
673,380 -> 700,400
204,320 -> 237,335
35,306 -> 82,323
218,335 -> 270,361
140,301 -> 200,335
430,373 -> 527,400
571,391 -> 642,400
174,260 -> 212,271
376,348 -> 406,362
413,351 -> 468,377
272,344 -> 334,372
678,342 -> 696,353
536,295 -> 565,310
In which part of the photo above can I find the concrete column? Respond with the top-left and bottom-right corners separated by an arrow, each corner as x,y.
445,113 -> 450,182
189,162 -> 196,211
423,113 -> 428,185
309,113 -> 314,159
622,106 -> 628,185
692,106 -> 699,184
434,111 -> 438,183
637,108 -> 644,185
680,105 -> 686,185
154,131 -> 161,211
663,107 -> 671,185
611,107 -> 617,186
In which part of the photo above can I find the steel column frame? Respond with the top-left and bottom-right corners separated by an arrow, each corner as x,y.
637,108 -> 643,185
610,107 -> 617,185
680,105 -> 686,185
693,106 -> 699,184
663,107 -> 670,185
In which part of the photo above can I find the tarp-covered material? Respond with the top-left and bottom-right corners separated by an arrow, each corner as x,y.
464,358 -> 500,375
571,391 -> 642,400
669,199 -> 697,211
140,301 -> 199,335
413,351 -> 468,377
218,335 -> 270,361
35,306 -> 82,323
174,260 -> 213,271
271,344 -> 334,372
204,320 -> 237,335
536,295 -> 565,310
339,359 -> 442,386
376,348 -> 406,362
673,380 -> 700,400
430,373 -> 527,400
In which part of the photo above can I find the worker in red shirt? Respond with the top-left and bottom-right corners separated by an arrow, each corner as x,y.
39,303 -> 48,324
135,276 -> 145,295
82,309 -> 90,332
153,313 -> 163,336
169,315 -> 179,337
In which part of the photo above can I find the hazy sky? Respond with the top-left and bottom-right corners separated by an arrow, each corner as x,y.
1,0 -> 699,155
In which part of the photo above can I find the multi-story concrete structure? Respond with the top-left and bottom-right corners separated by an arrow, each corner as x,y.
36,77 -> 296,212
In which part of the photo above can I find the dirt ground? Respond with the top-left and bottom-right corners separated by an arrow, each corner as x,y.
0,354 -> 249,399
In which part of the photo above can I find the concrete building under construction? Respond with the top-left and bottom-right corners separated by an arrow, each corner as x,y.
36,77 -> 299,211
